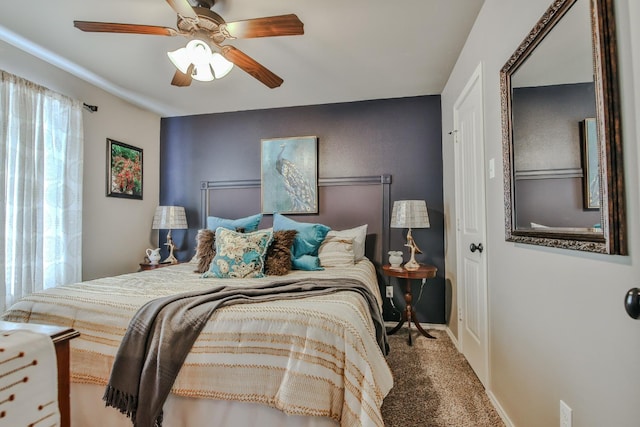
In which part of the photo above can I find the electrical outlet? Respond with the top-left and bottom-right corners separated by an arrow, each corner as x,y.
386,286 -> 393,298
560,400 -> 572,427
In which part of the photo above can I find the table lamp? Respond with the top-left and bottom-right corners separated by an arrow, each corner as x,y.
390,200 -> 430,270
152,206 -> 188,264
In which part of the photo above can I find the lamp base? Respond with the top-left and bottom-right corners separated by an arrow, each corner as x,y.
162,254 -> 179,264
404,257 -> 420,271
163,232 -> 179,264
404,227 -> 421,270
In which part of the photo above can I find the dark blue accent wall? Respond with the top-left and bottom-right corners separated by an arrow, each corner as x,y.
159,95 -> 445,323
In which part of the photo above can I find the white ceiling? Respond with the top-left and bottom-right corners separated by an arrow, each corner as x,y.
0,0 -> 484,117
511,0 -> 593,88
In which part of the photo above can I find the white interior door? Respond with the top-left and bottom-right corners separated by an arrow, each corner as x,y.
453,63 -> 489,387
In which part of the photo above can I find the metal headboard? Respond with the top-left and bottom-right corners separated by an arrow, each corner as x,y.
200,175 -> 392,265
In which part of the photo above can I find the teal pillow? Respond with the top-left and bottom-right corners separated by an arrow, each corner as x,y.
272,213 -> 330,259
292,255 -> 324,271
207,213 -> 262,232
203,228 -> 272,278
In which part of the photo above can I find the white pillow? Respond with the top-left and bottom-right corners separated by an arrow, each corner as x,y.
530,222 -> 549,229
326,224 -> 368,261
318,236 -> 355,267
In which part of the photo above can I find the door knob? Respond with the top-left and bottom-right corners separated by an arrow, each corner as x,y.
470,243 -> 484,253
624,288 -> 640,319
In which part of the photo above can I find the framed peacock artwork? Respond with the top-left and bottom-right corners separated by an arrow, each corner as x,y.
261,136 -> 318,214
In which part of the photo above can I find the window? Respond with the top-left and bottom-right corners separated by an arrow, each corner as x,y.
0,71 -> 83,311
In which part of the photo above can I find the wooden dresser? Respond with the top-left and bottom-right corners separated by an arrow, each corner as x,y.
0,321 -> 79,427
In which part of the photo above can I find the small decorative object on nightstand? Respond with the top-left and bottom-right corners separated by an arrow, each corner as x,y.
145,247 -> 162,265
388,251 -> 403,268
383,263 -> 437,345
390,200 -> 430,271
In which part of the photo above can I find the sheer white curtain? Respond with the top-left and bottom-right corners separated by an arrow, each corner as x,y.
0,71 -> 84,312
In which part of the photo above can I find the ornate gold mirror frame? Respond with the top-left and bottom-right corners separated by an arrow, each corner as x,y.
500,0 -> 626,254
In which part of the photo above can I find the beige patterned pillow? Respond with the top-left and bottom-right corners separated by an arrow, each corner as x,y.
326,224 -> 368,261
318,235 -> 355,267
203,228 -> 273,278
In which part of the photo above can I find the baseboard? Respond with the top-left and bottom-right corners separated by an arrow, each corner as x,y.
444,326 -> 460,350
487,390 -> 515,427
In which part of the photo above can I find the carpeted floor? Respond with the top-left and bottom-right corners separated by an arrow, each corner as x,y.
381,328 -> 504,427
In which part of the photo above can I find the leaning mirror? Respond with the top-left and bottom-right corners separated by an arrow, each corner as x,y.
500,0 -> 626,254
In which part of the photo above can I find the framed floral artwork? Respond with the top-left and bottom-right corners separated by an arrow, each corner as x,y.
106,138 -> 143,200
261,136 -> 318,214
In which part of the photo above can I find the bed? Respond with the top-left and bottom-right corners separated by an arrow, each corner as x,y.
1,175 -> 394,427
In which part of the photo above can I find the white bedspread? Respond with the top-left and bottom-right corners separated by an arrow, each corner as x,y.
2,260 -> 392,427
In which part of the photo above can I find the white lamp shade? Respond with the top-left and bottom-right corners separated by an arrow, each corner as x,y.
152,206 -> 188,230
167,40 -> 234,82
390,200 -> 430,229
167,46 -> 191,74
210,52 -> 234,78
193,62 -> 215,82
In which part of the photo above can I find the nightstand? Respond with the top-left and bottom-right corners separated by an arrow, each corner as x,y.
139,262 -> 174,271
382,264 -> 437,345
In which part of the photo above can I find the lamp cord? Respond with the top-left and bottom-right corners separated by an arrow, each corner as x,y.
415,279 -> 426,305
389,294 -> 401,314
387,279 -> 427,317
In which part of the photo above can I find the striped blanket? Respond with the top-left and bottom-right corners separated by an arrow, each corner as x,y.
2,260 -> 393,427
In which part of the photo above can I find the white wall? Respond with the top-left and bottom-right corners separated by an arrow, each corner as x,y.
442,0 -> 640,426
0,41 -> 161,280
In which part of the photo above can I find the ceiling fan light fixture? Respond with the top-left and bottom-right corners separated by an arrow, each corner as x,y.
167,46 -> 191,74
210,52 -> 233,79
192,63 -> 215,82
187,39 -> 211,63
167,39 -> 233,82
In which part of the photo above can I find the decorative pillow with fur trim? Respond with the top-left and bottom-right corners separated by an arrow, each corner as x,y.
264,230 -> 297,276
194,229 -> 216,273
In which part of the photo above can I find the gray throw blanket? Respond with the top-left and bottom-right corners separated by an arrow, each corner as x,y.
102,278 -> 389,427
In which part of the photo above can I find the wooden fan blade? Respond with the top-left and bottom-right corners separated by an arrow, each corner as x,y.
221,14 -> 304,39
165,0 -> 198,20
74,21 -> 177,36
171,64 -> 194,87
220,45 -> 283,88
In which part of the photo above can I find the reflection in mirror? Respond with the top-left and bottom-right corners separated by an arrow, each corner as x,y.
500,0 -> 626,254
511,0 -> 600,231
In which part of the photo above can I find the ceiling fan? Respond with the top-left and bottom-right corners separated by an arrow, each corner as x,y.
73,0 -> 304,88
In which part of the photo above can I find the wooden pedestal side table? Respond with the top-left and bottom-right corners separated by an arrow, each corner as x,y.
382,264 -> 437,345
139,262 -> 175,271
0,321 -> 80,427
